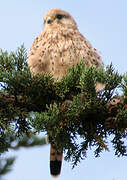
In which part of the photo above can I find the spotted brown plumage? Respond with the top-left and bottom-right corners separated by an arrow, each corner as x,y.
27,8 -> 104,176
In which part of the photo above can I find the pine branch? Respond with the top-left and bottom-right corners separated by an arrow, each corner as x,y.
0,134 -> 46,179
0,45 -> 127,167
8,134 -> 46,150
0,157 -> 15,179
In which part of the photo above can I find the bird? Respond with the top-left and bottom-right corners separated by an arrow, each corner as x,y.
27,8 -> 104,177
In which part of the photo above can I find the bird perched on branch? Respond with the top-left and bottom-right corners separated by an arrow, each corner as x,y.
28,8 -> 104,177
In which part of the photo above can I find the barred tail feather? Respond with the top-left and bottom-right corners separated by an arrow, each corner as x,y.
50,144 -> 63,177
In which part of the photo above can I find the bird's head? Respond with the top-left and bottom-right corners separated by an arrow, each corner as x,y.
43,8 -> 78,30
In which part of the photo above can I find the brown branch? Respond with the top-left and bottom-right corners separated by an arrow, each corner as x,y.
0,93 -> 127,129
0,94 -> 40,112
105,96 -> 127,129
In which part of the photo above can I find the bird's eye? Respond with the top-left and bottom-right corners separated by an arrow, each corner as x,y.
56,14 -> 63,20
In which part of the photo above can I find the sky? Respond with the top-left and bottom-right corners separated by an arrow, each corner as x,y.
0,0 -> 127,180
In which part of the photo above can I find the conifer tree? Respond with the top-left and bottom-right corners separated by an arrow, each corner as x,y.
0,45 -> 127,171
0,134 -> 46,179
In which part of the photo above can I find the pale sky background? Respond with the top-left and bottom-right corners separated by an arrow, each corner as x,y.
0,0 -> 127,180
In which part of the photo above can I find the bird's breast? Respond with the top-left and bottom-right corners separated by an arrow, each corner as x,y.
28,30 -> 103,80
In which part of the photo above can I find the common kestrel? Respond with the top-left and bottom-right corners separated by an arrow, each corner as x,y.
28,8 -> 104,176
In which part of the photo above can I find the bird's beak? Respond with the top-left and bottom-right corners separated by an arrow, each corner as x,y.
47,16 -> 54,24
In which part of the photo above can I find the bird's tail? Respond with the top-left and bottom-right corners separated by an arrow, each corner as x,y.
50,144 -> 63,177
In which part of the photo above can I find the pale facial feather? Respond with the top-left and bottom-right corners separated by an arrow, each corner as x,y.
43,8 -> 78,30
